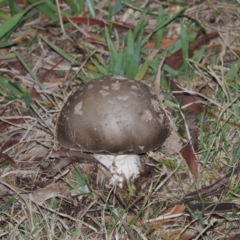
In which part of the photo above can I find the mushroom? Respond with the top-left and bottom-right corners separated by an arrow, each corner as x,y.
56,76 -> 170,186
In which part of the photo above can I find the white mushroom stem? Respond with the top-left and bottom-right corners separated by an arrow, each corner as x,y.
93,154 -> 141,187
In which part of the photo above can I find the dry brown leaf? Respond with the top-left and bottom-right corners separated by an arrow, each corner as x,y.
48,75 -> 63,83
156,229 -> 197,240
69,17 -> 138,32
226,233 -> 240,240
144,38 -> 176,50
30,182 -> 71,205
180,143 -> 198,178
147,204 -> 186,229
163,204 -> 186,215
0,118 -> 26,133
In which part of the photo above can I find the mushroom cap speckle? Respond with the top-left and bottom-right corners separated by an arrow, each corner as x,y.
56,76 -> 170,154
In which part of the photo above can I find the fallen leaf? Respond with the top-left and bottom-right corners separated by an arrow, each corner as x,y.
157,229 -> 197,240
0,118 -> 25,133
180,144 -> 198,178
226,233 -> 240,240
146,204 -> 186,229
144,38 -> 176,50
69,17 -> 138,32
30,182 -> 71,205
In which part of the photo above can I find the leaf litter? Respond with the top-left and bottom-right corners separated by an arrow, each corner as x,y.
0,0 -> 240,239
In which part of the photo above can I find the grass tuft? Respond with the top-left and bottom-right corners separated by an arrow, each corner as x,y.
0,1 -> 240,239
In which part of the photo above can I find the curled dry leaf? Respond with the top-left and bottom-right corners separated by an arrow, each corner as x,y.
180,143 -> 198,178
69,17 -> 139,33
144,38 -> 176,50
30,182 -> 71,205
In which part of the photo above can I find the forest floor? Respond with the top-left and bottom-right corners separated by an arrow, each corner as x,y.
0,1 -> 240,239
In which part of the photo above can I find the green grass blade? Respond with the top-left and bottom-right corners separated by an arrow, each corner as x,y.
8,0 -> 16,15
225,59 -> 240,79
27,0 -> 60,21
105,28 -> 120,72
192,48 -> 206,62
142,7 -> 186,45
65,0 -> 77,14
180,20 -> 189,78
0,75 -> 24,98
0,11 -> 11,21
15,51 -> 44,90
0,75 -> 34,115
90,58 -> 109,75
135,62 -> 149,80
112,49 -> 124,75
86,0 -> 96,17
124,31 -> 135,77
0,197 -> 15,212
41,37 -> 75,63
0,2 -> 45,40
105,28 -> 118,61
0,52 -> 16,60
69,164 -> 91,197
7,0 -> 23,15
155,6 -> 165,48
108,0 -> 124,19
132,9 -> 147,40
163,64 -> 180,77
0,11 -> 25,39
124,30 -> 142,78
65,0 -> 84,14
0,41 -> 15,48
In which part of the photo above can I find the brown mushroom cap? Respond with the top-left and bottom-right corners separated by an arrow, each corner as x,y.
56,76 -> 170,154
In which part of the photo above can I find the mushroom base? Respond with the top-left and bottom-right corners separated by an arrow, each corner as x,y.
93,154 -> 141,187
